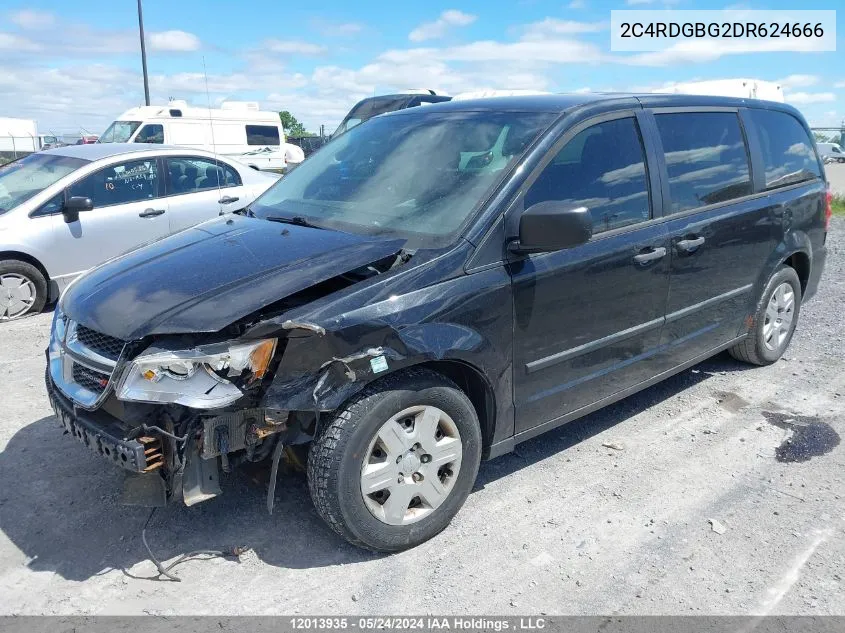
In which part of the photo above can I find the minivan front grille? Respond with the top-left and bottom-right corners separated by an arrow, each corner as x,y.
75,325 -> 125,361
71,363 -> 110,394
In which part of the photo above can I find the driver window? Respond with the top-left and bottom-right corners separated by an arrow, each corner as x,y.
67,159 -> 159,208
525,117 -> 651,234
134,124 -> 164,144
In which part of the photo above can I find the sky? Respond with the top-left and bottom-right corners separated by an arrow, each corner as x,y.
0,0 -> 842,136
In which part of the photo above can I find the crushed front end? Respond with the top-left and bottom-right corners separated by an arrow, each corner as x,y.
45,307 -> 296,508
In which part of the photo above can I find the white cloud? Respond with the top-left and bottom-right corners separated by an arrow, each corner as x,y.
409,10 -> 477,42
0,32 -> 41,52
835,81 -> 845,89
776,74 -> 819,90
148,30 -> 202,52
2,11 -> 839,137
265,39 -> 327,55
620,36 -> 830,66
312,20 -> 364,37
0,23 -> 204,57
625,0 -> 681,5
522,18 -> 606,40
567,0 -> 587,8
385,38 -> 602,65
786,92 -> 836,105
8,9 -> 56,30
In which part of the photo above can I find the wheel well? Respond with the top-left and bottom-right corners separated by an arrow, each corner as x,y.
783,251 -> 810,294
417,360 -> 496,455
0,251 -> 50,284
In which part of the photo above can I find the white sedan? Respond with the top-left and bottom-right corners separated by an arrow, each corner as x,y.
0,143 -> 279,320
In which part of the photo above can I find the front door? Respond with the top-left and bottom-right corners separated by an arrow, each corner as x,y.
511,113 -> 671,434
57,157 -> 170,277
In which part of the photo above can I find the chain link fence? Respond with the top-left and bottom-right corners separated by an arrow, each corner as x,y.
0,134 -> 85,166
0,136 -> 37,165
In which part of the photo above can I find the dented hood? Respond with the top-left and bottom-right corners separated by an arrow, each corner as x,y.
62,215 -> 404,340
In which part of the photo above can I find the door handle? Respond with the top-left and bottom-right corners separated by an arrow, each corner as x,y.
219,196 -> 240,204
633,246 -> 667,264
138,208 -> 165,218
676,236 -> 705,252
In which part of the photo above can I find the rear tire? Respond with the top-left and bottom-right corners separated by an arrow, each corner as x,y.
0,260 -> 47,321
307,368 -> 482,552
729,265 -> 801,366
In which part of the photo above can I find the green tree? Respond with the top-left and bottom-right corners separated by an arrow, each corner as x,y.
278,110 -> 308,137
813,131 -> 832,144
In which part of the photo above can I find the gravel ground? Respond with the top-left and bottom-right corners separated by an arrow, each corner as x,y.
827,163 -> 845,197
0,222 -> 843,616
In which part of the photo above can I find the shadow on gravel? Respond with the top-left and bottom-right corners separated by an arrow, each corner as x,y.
476,351 -> 752,487
0,352 -> 749,581
0,413 -> 379,581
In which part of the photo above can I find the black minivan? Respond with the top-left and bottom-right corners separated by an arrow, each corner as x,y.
46,94 -> 830,551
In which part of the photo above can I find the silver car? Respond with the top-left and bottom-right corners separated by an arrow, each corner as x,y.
0,144 -> 279,320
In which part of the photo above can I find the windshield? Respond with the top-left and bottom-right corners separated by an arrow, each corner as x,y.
252,110 -> 557,246
99,120 -> 142,143
0,154 -> 88,215
332,97 -> 411,137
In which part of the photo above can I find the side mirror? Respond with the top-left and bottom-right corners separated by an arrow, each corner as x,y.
62,196 -> 93,224
511,201 -> 593,254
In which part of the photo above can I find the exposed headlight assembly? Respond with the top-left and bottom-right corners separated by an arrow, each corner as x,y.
115,339 -> 277,408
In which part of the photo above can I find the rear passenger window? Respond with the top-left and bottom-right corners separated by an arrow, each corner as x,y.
525,117 -> 650,234
747,109 -> 822,190
246,125 -> 281,146
165,157 -> 241,195
654,112 -> 751,213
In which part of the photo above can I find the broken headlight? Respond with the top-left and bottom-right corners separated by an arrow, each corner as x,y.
115,339 -> 277,408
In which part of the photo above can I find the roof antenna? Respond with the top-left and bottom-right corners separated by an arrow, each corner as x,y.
202,56 -> 225,215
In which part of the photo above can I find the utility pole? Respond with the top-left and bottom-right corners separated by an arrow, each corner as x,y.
137,0 -> 150,106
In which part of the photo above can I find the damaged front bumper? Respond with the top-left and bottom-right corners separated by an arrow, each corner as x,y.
46,366 -> 294,508
47,370 -> 163,474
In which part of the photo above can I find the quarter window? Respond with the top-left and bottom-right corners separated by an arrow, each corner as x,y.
246,125 -> 281,146
165,157 -> 240,195
31,192 -> 65,217
68,159 -> 159,208
654,112 -> 751,213
134,124 -> 164,144
747,110 -> 822,189
525,117 -> 651,234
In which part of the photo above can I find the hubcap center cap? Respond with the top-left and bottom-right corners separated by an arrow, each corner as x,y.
399,453 -> 421,475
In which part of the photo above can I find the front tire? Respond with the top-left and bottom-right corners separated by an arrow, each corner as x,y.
0,260 -> 47,321
729,265 -> 801,366
307,368 -> 482,552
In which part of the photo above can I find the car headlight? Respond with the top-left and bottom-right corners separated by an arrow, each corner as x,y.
115,339 -> 277,408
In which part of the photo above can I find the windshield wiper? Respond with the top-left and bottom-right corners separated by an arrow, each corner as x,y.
264,215 -> 325,230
